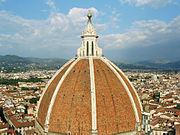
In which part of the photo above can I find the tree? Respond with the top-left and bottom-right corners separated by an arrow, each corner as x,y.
21,87 -> 29,90
175,104 -> 180,110
24,104 -> 29,114
0,107 -> 7,123
152,92 -> 160,102
29,97 -> 40,104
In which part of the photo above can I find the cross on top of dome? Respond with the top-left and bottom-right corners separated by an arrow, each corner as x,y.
87,10 -> 92,20
82,10 -> 97,37
77,10 -> 102,57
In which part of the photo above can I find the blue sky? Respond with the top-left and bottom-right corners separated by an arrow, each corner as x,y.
0,0 -> 180,62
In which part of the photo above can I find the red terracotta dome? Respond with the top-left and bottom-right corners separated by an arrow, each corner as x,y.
35,11 -> 142,135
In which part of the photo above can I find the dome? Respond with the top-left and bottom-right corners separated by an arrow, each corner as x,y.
35,11 -> 142,135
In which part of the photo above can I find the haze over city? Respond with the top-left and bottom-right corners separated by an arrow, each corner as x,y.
0,0 -> 180,62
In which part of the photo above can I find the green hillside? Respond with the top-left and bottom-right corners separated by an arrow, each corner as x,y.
0,55 -> 179,73
0,55 -> 67,73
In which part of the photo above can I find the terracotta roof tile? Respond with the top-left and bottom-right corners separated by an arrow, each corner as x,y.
93,59 -> 136,134
49,59 -> 92,134
110,63 -> 142,121
37,60 -> 74,127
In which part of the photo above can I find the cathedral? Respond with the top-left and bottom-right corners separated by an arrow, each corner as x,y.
35,11 -> 144,135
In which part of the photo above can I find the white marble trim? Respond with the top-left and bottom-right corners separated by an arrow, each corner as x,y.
105,58 -> 143,111
36,58 -> 75,118
101,57 -> 140,123
89,57 -> 98,133
44,58 -> 80,132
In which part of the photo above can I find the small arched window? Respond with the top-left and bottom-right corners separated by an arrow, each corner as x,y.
92,41 -> 94,56
87,41 -> 89,56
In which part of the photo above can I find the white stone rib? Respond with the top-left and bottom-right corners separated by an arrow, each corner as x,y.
106,58 -> 143,111
101,57 -> 140,123
36,58 -> 75,118
89,57 -> 98,134
44,58 -> 80,132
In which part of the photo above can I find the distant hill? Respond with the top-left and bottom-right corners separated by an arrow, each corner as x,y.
0,55 -> 67,73
0,55 -> 31,65
137,60 -> 180,69
0,55 -> 179,73
25,57 -> 67,67
114,62 -> 156,70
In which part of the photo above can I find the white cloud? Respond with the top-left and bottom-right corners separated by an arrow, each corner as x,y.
120,0 -> 175,8
0,0 -> 6,3
46,0 -> 56,11
68,7 -> 98,24
0,8 -> 105,57
0,4 -> 179,60
106,9 -> 121,29
100,16 -> 180,49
